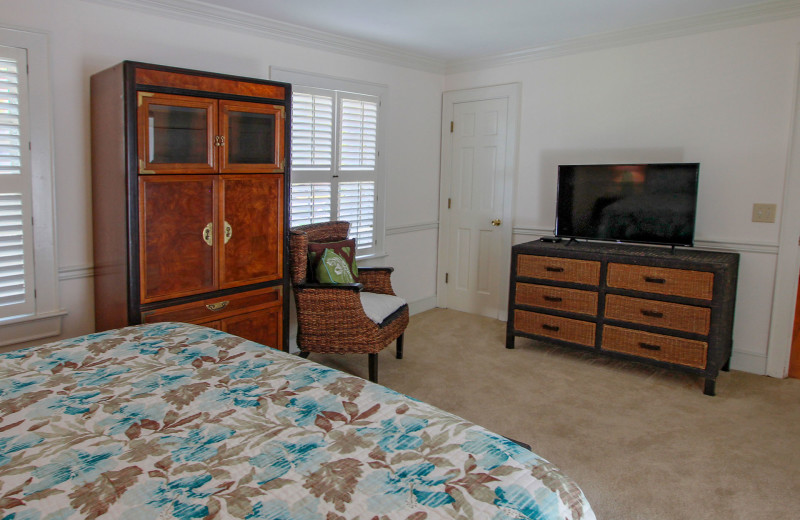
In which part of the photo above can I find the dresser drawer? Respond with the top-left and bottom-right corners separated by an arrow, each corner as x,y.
607,263 -> 714,300
142,286 -> 282,324
517,255 -> 601,286
601,325 -> 708,369
516,283 -> 598,316
514,310 -> 596,347
605,294 -> 710,335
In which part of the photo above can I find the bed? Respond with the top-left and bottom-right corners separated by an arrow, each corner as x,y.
0,322 -> 594,519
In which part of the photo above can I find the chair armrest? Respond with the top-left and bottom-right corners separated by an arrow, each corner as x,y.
357,267 -> 396,295
295,282 -> 363,293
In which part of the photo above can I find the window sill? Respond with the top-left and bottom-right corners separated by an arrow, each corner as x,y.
356,251 -> 388,262
0,309 -> 67,348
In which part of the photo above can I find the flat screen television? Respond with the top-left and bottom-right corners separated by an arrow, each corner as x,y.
555,163 -> 699,247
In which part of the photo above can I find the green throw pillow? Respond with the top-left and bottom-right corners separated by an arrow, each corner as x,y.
308,239 -> 359,282
315,248 -> 356,284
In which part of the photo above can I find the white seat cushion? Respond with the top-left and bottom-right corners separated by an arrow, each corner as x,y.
360,292 -> 407,324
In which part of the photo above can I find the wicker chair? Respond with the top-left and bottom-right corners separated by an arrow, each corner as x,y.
289,221 -> 409,383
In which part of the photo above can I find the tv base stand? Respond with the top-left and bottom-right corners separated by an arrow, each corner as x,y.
506,241 -> 739,395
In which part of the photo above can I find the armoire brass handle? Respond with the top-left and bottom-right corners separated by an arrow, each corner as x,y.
206,301 -> 229,311
224,221 -> 232,244
202,222 -> 213,246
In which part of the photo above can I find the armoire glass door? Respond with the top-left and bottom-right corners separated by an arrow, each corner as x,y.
137,92 -> 217,174
219,100 -> 285,173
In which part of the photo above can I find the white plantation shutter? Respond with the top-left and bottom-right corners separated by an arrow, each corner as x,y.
286,82 -> 383,255
291,91 -> 333,170
0,46 -> 35,318
339,97 -> 377,170
338,181 -> 374,249
290,182 -> 331,226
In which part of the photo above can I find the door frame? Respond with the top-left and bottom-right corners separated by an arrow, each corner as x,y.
767,46 -> 800,378
437,83 -> 521,319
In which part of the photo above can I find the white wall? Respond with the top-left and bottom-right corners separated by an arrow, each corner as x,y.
2,0 -> 444,347
446,19 -> 800,374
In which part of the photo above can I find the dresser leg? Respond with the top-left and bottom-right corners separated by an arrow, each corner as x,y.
703,378 -> 716,396
722,358 -> 731,372
506,333 -> 515,349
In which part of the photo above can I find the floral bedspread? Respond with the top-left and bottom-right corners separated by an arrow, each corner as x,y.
0,322 -> 594,520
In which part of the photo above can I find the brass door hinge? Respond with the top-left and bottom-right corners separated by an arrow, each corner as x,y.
137,91 -> 154,107
448,198 -> 451,209
445,273 -> 449,283
450,121 -> 454,133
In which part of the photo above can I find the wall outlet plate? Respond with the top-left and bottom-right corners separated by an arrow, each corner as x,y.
752,203 -> 777,223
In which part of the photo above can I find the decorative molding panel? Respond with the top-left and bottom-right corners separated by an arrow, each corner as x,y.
386,222 -> 439,235
446,0 -> 800,73
59,265 -> 95,281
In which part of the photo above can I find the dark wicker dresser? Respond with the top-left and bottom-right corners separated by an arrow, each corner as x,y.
506,240 -> 739,395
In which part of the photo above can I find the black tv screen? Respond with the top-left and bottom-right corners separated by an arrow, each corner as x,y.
555,163 -> 699,247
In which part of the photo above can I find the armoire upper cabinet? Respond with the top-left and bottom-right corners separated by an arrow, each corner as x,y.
138,93 -> 285,174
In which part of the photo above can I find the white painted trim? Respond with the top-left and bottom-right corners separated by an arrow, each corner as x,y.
512,227 -> 780,255
408,296 -> 437,316
0,311 -> 66,348
438,83 -> 521,319
729,350 -> 768,375
766,44 -> 800,378
386,222 -> 438,235
0,26 -> 61,342
85,0 -> 800,75
85,0 -> 446,73
446,0 -> 800,73
59,265 -> 95,281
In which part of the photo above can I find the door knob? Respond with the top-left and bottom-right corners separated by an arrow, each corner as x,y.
491,219 -> 502,227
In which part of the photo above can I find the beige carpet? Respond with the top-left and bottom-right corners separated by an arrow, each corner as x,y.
307,308 -> 800,520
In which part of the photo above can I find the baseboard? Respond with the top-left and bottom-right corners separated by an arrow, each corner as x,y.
729,350 -> 768,375
408,296 -> 437,316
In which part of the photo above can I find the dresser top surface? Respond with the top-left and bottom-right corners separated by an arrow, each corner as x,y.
513,240 -> 739,267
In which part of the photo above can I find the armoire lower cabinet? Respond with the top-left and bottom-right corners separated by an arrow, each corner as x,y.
91,61 -> 290,351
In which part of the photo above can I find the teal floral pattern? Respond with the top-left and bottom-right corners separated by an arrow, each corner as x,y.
0,323 -> 595,519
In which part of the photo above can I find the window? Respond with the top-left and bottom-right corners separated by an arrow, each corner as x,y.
0,27 -> 61,346
0,45 -> 34,318
271,68 -> 386,256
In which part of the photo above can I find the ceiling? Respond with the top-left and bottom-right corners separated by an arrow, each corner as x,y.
201,0 -> 776,61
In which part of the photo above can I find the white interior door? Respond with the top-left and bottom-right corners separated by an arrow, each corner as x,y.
444,97 -> 509,318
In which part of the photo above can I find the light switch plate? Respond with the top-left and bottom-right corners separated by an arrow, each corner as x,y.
752,203 -> 777,223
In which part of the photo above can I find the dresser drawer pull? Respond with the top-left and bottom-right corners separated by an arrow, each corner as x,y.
639,342 -> 662,351
545,266 -> 565,273
542,323 -> 560,332
543,295 -> 563,302
644,276 -> 666,284
640,309 -> 664,318
206,301 -> 230,311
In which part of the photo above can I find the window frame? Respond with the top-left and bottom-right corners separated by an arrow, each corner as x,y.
0,26 -> 62,347
270,67 -> 387,258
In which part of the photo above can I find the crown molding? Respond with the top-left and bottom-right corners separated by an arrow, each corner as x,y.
446,0 -> 800,74
83,0 -> 800,76
82,0 -> 447,73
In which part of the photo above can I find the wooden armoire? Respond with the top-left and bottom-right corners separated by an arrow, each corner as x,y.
90,61 -> 290,350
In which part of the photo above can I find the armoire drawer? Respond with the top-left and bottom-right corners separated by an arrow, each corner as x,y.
514,310 -> 596,347
601,325 -> 708,369
605,294 -> 710,335
515,283 -> 598,316
607,263 -> 714,300
141,286 -> 282,324
517,255 -> 600,286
